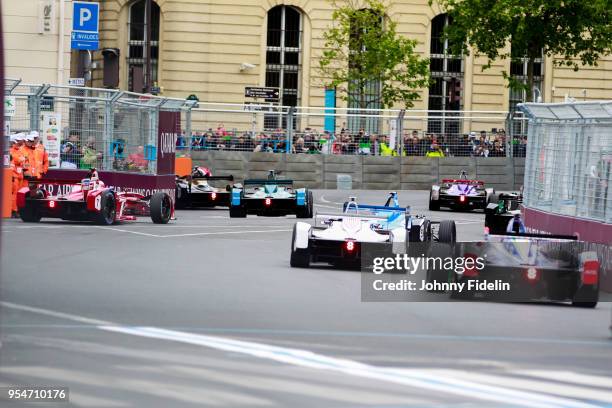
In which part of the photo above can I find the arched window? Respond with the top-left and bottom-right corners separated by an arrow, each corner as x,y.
428,14 -> 463,135
509,46 -> 544,112
265,6 -> 302,129
128,0 -> 160,93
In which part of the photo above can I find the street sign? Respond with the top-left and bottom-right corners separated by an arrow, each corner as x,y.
245,87 -> 280,100
71,1 -> 99,50
41,96 -> 54,111
243,102 -> 277,112
4,96 -> 16,117
68,77 -> 85,86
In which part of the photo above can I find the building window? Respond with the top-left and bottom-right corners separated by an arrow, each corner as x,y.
348,9 -> 382,134
508,47 -> 543,155
128,0 -> 160,93
265,6 -> 302,129
428,14 -> 463,135
509,48 -> 544,113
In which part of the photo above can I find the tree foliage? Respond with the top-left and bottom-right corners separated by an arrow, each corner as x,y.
318,0 -> 430,109
434,0 -> 612,101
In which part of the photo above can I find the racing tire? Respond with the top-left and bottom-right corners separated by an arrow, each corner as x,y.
19,203 -> 42,223
290,224 -> 310,268
409,220 -> 431,242
150,192 -> 172,224
93,191 -> 117,225
229,205 -> 247,218
572,286 -> 598,308
437,220 -> 456,243
175,187 -> 189,209
429,190 -> 440,211
296,191 -> 314,219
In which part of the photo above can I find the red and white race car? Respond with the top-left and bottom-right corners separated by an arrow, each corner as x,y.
16,170 -> 173,225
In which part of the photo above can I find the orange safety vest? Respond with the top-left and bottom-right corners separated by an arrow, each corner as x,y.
35,143 -> 49,175
20,145 -> 39,178
10,146 -> 25,178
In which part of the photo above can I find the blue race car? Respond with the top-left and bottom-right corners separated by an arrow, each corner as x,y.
230,171 -> 313,218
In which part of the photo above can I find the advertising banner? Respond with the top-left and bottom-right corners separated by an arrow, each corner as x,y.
157,111 -> 180,175
42,112 -> 61,168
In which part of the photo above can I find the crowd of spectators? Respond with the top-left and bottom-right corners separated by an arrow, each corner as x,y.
177,123 -> 527,158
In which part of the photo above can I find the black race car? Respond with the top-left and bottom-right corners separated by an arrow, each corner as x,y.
175,167 -> 234,209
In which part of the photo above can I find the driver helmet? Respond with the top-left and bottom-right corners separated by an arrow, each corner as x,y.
193,166 -> 212,177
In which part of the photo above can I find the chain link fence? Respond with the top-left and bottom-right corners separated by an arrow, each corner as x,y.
4,80 -> 194,174
520,102 -> 612,223
5,79 -> 531,164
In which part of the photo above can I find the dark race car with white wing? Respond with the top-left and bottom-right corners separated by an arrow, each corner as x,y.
429,171 -> 496,211
229,171 -> 313,218
175,166 -> 234,209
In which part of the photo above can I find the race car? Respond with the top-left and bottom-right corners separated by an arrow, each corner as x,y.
290,192 -> 457,268
175,166 -> 234,209
429,170 -> 495,211
428,207 -> 600,308
16,169 -> 173,225
229,170 -> 313,218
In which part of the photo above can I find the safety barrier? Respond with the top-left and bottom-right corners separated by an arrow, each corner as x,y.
192,150 -> 525,191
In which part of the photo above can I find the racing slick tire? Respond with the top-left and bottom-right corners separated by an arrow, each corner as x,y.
290,224 -> 311,268
571,286 -> 598,308
175,187 -> 189,209
296,191 -> 314,219
93,190 -> 117,225
437,220 -> 456,243
150,192 -> 172,224
409,219 -> 431,242
429,190 -> 440,211
229,205 -> 247,218
19,203 -> 42,223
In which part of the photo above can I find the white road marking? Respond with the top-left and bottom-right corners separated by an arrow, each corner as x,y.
518,371 -> 612,389
95,227 -> 160,237
159,229 -> 291,238
1,301 -> 601,408
1,302 -> 112,326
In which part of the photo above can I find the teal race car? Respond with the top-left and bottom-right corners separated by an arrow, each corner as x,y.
229,171 -> 313,218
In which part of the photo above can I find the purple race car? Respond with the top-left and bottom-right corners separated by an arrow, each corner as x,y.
429,172 -> 496,211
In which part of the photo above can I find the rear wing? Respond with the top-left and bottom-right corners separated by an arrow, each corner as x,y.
35,177 -> 85,186
442,179 -> 484,185
488,230 -> 578,241
192,175 -> 234,181
244,179 -> 293,186
314,211 -> 390,225
347,204 -> 409,213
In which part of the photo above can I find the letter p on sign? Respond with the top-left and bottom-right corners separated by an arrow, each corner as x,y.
80,8 -> 91,27
72,2 -> 99,33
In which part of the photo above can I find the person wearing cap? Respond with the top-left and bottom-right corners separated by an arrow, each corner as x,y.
9,133 -> 26,217
31,131 -> 49,176
20,133 -> 40,180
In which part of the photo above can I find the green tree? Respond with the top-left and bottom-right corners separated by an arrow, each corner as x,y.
434,0 -> 612,101
318,0 -> 430,113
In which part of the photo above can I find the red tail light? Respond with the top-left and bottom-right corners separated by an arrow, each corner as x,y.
265,198 -> 272,206
459,195 -> 466,203
211,192 -> 217,200
48,200 -> 56,208
581,260 -> 599,285
525,267 -> 539,282
484,226 -> 490,235
345,241 -> 355,252
463,253 -> 479,277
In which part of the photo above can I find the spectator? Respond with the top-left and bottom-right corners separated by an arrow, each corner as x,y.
128,145 -> 148,171
60,140 -> 82,168
379,135 -> 395,156
425,143 -> 445,158
81,138 -> 102,169
176,132 -> 187,150
404,137 -> 420,156
293,137 -> 306,153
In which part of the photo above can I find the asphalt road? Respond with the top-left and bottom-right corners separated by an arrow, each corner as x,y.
1,190 -> 611,408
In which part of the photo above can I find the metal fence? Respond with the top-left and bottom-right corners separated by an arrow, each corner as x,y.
5,80 -> 529,167
4,79 -> 194,174
182,103 -> 523,157
519,102 -> 612,223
